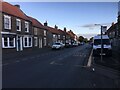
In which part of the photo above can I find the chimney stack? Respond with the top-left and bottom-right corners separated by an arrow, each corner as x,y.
112,22 -> 114,26
14,4 -> 20,8
64,27 -> 66,32
55,25 -> 58,29
44,21 -> 48,26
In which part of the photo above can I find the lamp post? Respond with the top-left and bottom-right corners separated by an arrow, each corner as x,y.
101,26 -> 103,62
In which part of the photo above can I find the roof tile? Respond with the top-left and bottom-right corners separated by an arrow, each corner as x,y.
1,2 -> 29,20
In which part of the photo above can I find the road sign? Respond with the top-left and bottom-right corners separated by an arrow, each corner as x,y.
101,26 -> 107,33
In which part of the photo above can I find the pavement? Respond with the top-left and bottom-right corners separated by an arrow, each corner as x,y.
93,45 -> 120,72
91,45 -> 120,88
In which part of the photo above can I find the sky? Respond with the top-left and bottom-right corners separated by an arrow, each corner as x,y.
8,1 -> 118,39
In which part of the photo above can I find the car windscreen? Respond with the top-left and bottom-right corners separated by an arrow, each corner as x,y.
94,39 -> 110,45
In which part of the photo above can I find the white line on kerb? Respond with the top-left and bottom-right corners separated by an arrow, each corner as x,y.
50,61 -> 55,64
87,49 -> 93,67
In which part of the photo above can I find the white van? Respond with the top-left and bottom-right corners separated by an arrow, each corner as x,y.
93,35 -> 112,56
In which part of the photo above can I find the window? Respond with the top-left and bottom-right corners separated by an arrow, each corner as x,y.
44,30 -> 46,36
25,38 -> 27,46
53,34 -> 56,38
9,37 -> 14,46
58,35 -> 60,39
94,39 -> 110,45
63,36 -> 65,40
25,21 -> 29,32
34,37 -> 38,46
23,37 -> 32,47
4,15 -> 11,29
34,28 -> 37,35
44,37 -> 47,46
29,38 -> 32,46
16,19 -> 21,31
2,37 -> 15,48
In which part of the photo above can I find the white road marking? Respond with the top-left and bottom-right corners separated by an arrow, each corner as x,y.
50,61 -> 55,64
87,49 -> 93,67
50,61 -> 63,66
15,60 -> 20,63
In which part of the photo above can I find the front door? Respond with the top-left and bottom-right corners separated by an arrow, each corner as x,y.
39,38 -> 42,48
17,36 -> 23,51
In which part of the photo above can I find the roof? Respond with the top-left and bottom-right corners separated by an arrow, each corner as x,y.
107,23 -> 117,33
58,29 -> 65,35
44,26 -> 62,34
0,2 -> 30,20
67,30 -> 75,38
28,16 -> 45,29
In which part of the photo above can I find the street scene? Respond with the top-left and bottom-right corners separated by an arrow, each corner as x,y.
2,44 -> 120,88
1,0 -> 120,89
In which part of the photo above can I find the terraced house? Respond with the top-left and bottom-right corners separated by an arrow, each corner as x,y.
43,22 -> 65,47
1,2 -> 33,52
0,1 -> 78,52
28,16 -> 48,48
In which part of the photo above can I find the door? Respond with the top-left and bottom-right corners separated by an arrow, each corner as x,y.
39,38 -> 42,48
17,36 -> 23,51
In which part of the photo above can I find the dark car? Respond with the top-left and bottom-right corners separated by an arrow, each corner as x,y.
65,43 -> 71,48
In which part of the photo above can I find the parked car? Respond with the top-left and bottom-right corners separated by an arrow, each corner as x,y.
93,35 -> 112,56
65,43 -> 71,48
72,42 -> 78,47
52,42 -> 64,50
80,42 -> 84,45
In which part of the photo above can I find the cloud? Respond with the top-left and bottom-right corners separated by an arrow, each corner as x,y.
77,33 -> 97,40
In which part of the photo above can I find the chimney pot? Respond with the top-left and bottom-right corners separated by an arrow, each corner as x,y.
14,4 -> 20,8
55,25 -> 58,29
44,21 -> 48,26
64,27 -> 66,32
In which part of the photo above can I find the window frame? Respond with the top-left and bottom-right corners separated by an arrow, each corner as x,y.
23,36 -> 32,47
34,37 -> 38,47
44,30 -> 47,36
34,27 -> 38,35
25,21 -> 29,32
16,19 -> 21,31
2,37 -> 15,48
4,15 -> 11,30
44,37 -> 47,46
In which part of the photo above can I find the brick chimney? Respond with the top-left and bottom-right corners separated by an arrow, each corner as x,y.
55,25 -> 58,29
44,21 -> 48,26
64,27 -> 66,32
112,22 -> 114,26
14,4 -> 20,8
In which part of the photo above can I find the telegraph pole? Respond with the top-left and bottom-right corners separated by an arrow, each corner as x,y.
101,26 -> 103,62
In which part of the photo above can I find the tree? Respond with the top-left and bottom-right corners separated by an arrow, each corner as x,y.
89,37 -> 93,42
84,38 -> 88,43
78,36 -> 84,42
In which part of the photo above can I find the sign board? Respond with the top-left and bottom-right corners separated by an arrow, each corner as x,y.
101,26 -> 107,33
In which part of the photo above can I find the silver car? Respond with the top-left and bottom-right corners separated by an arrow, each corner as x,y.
52,42 -> 64,50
